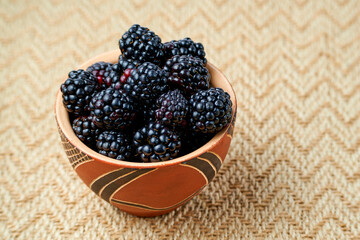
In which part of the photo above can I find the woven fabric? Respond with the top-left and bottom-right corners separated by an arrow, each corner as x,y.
1,0 -> 360,239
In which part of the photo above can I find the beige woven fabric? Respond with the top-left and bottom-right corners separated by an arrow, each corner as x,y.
1,0 -> 360,239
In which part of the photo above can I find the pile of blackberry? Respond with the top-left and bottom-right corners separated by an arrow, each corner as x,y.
60,24 -> 233,163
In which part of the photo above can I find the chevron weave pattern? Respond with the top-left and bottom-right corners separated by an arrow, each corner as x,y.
1,0 -> 360,239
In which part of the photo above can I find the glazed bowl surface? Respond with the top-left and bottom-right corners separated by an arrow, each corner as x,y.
55,50 -> 237,217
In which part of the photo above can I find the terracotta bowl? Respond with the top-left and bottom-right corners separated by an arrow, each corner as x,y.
55,50 -> 237,217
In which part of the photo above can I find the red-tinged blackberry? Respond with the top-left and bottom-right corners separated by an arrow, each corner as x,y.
118,55 -> 140,70
155,89 -> 188,128
96,131 -> 133,161
123,62 -> 168,106
112,56 -> 139,90
119,24 -> 164,65
189,88 -> 232,134
86,61 -> 113,89
163,55 -> 210,97
86,61 -> 133,93
133,122 -> 181,162
95,63 -> 122,90
112,68 -> 133,91
164,37 -> 207,64
89,88 -> 137,130
72,115 -> 100,146
61,69 -> 98,115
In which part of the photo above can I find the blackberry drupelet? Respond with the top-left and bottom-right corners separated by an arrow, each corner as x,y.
189,88 -> 232,134
86,61 -> 113,89
96,131 -> 133,161
155,89 -> 188,128
89,88 -> 137,130
163,55 -> 210,97
119,24 -> 164,65
164,37 -> 207,64
123,62 -> 168,106
133,122 -> 181,162
61,69 -> 98,115
72,115 -> 100,145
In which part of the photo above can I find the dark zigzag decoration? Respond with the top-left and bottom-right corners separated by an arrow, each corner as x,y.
57,126 -> 93,169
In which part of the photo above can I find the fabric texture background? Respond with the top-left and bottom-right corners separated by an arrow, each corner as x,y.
1,0 -> 360,239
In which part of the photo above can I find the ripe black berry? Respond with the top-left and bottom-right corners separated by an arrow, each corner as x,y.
123,62 -> 168,106
189,88 -> 232,134
119,24 -> 164,65
163,55 -> 210,97
164,37 -> 207,64
96,131 -> 133,161
72,115 -> 100,145
89,88 -> 137,130
155,89 -> 188,128
61,70 -> 98,115
133,122 -> 181,162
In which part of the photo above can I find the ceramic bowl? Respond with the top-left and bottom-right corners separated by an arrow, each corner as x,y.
55,50 -> 237,217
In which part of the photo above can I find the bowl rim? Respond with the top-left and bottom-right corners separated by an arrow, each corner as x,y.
55,50 -> 237,169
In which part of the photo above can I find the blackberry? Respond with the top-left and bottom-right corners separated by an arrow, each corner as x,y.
119,24 -> 164,65
189,88 -> 232,134
89,88 -> 137,130
163,55 -> 210,97
72,115 -> 100,145
96,131 -> 133,161
86,61 -> 113,89
118,55 -> 141,70
123,62 -> 168,106
155,89 -> 188,128
112,68 -> 133,91
110,56 -> 139,90
61,69 -> 98,115
95,63 -> 123,90
164,37 -> 207,64
133,122 -> 181,162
